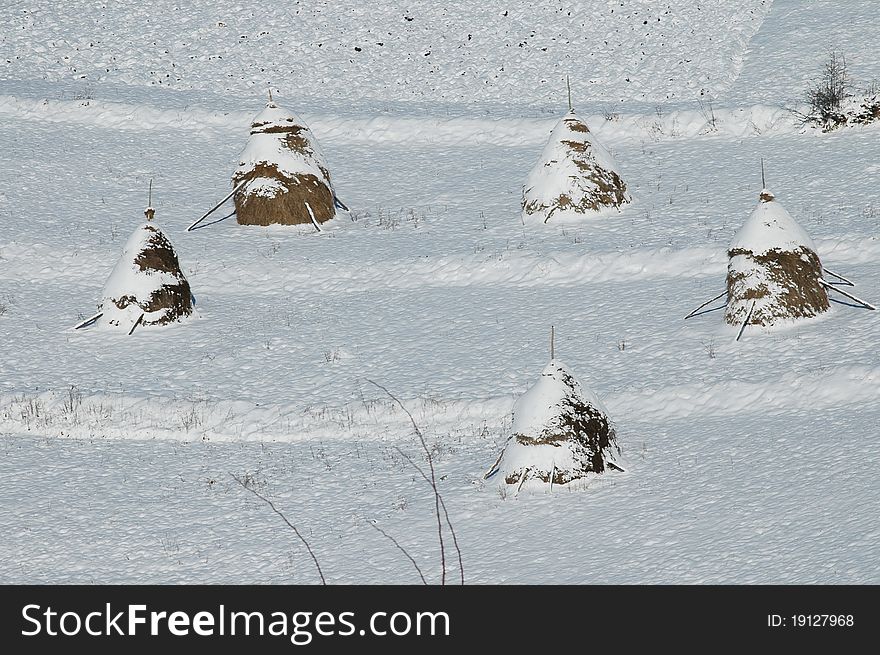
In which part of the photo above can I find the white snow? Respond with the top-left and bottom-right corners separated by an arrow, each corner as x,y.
1,0 -> 879,584
729,190 -> 818,254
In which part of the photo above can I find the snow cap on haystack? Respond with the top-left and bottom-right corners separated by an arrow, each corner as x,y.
487,359 -> 621,489
725,189 -> 828,327
232,98 -> 335,227
99,208 -> 194,331
522,110 -> 629,223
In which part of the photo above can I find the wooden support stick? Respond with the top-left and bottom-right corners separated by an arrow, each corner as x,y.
822,267 -> 855,286
73,311 -> 103,330
516,468 -> 531,493
305,202 -> 322,232
820,279 -> 876,310
483,441 -> 508,480
550,325 -> 555,360
187,178 -> 249,232
735,300 -> 756,342
684,290 -> 728,320
128,313 -> 145,336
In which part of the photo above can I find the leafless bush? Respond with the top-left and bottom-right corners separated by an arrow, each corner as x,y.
802,51 -> 851,129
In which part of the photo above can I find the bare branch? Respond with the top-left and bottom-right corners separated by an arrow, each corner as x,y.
367,520 -> 427,585
393,446 -> 464,585
230,473 -> 326,585
364,379 -> 449,585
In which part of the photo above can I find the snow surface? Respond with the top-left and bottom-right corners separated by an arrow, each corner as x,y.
1,0 -> 880,584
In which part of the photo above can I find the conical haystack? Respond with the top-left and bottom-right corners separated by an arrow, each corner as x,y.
98,208 -> 194,331
232,100 -> 335,227
487,360 -> 621,488
522,110 -> 629,223
725,189 -> 829,327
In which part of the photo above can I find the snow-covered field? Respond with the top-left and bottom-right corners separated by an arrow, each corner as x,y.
1,0 -> 878,583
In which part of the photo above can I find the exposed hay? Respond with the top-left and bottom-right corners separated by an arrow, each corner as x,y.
233,164 -> 334,227
725,246 -> 829,326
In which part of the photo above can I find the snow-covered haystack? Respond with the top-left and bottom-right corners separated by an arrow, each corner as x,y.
93,207 -> 194,332
725,189 -> 829,328
522,110 -> 629,223
232,100 -> 335,227
486,360 -> 621,489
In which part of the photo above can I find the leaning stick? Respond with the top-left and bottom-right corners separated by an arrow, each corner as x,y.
187,178 -> 249,232
735,300 -> 756,342
483,442 -> 508,480
73,311 -> 103,330
128,313 -> 145,336
190,209 -> 236,231
820,279 -> 876,310
822,267 -> 855,286
684,290 -> 728,320
516,467 -> 531,493
305,202 -> 322,232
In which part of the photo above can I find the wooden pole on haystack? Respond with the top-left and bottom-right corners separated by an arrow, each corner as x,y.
566,76 -> 573,112
550,325 -> 555,360
761,158 -> 766,188
145,179 -> 155,221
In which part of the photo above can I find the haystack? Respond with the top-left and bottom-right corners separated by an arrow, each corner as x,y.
485,360 -> 622,489
522,110 -> 630,223
79,206 -> 193,333
232,100 -> 336,227
725,189 -> 829,328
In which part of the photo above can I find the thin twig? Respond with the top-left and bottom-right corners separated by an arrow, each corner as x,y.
367,520 -> 427,585
230,474 -> 326,585
393,446 -> 464,586
365,379 -> 447,586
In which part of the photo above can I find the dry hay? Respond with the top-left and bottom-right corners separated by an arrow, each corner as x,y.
233,163 -> 334,227
725,246 -> 829,327
233,105 -> 335,227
